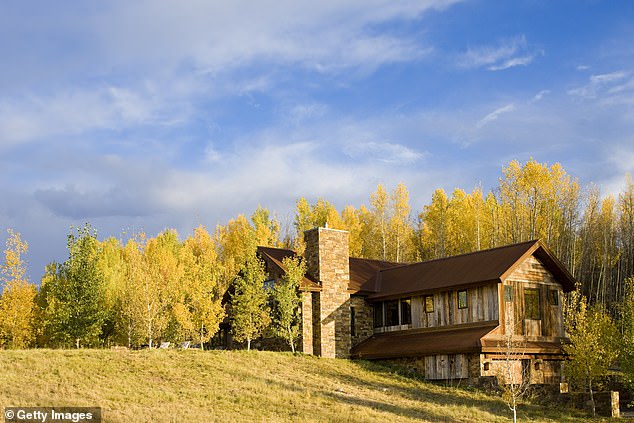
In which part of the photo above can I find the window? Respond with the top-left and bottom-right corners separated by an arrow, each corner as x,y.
458,290 -> 468,309
263,279 -> 275,291
373,303 -> 383,328
400,298 -> 411,325
385,300 -> 399,326
424,295 -> 434,313
374,298 -> 413,328
350,307 -> 356,337
549,289 -> 559,306
504,285 -> 513,302
524,288 -> 540,319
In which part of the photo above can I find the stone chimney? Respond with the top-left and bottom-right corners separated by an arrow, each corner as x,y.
303,227 -> 351,358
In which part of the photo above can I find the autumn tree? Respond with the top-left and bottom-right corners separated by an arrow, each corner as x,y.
370,184 -> 390,260
496,328 -> 531,423
117,236 -> 147,347
563,291 -> 619,417
619,278 -> 634,390
230,253 -> 270,350
0,230 -> 37,348
389,183 -> 413,262
271,256 -> 306,352
177,226 -> 225,349
418,188 -> 449,259
251,206 -> 281,248
142,230 -> 182,348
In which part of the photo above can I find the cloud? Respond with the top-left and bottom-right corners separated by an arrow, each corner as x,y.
458,35 -> 541,71
531,90 -> 551,103
86,0 -> 455,76
475,104 -> 516,129
567,71 -> 629,98
34,185 -> 157,219
0,84 -> 177,148
343,141 -> 425,163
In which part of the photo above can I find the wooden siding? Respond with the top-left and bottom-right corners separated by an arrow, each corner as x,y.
410,284 -> 499,329
425,354 -> 470,380
504,256 -> 564,338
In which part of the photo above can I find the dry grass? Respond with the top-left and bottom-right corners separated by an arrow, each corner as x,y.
0,349 -> 590,422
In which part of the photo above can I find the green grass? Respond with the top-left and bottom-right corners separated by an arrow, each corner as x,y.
0,349 -> 595,422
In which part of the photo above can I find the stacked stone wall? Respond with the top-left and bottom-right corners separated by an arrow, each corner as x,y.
304,227 -> 351,358
350,295 -> 374,347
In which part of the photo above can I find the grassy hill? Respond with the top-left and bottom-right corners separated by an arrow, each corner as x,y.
0,349 -> 591,422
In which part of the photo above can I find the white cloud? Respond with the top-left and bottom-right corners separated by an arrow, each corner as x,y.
89,0 -> 457,75
458,35 -> 541,71
475,104 -> 516,129
343,141 -> 425,163
0,84 -> 177,147
531,90 -> 551,103
568,71 -> 629,98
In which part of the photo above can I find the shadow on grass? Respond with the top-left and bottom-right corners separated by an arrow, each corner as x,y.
313,359 -> 587,422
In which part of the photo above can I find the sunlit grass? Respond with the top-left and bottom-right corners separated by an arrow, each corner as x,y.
0,349 -> 590,422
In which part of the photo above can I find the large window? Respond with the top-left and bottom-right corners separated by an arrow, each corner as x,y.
385,300 -> 400,326
400,299 -> 411,325
373,303 -> 383,328
374,298 -> 412,328
524,288 -> 540,319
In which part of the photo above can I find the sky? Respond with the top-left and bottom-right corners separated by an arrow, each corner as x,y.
1,0 -> 634,282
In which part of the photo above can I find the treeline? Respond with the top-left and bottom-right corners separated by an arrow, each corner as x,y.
0,159 -> 632,349
290,160 -> 634,314
0,211 -> 296,349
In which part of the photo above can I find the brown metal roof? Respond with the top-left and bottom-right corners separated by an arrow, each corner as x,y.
348,257 -> 403,294
256,246 -> 401,293
351,323 -> 498,359
369,240 -> 576,301
257,246 -> 320,291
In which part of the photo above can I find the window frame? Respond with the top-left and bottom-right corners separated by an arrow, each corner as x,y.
549,289 -> 559,306
457,290 -> 468,309
400,298 -> 412,325
504,285 -> 513,302
524,288 -> 541,320
424,295 -> 434,313
373,303 -> 383,328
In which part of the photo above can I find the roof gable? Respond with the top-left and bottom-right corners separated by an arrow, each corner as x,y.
257,246 -> 320,291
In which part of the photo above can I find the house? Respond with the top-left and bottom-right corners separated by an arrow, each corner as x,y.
257,227 -> 576,384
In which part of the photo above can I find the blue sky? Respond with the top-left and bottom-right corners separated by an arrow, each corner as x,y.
1,0 -> 634,281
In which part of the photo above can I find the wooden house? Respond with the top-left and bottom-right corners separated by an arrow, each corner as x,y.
257,227 -> 576,385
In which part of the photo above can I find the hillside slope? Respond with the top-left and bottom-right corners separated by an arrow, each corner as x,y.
0,349 -> 587,422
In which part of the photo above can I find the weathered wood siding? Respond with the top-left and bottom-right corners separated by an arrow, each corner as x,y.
382,354 -> 474,380
425,354 -> 470,379
503,256 -> 564,338
410,283 -> 499,329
